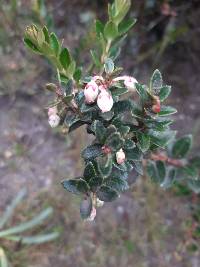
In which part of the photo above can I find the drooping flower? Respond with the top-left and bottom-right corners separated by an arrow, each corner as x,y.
84,80 -> 99,104
113,76 -> 138,91
86,207 -> 96,221
116,148 -> 126,164
97,90 -> 113,113
48,107 -> 57,117
48,114 -> 60,128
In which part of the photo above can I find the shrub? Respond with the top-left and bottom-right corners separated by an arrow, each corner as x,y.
23,0 -> 200,221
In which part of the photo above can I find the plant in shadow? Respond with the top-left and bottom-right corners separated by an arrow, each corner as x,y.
0,188 -> 59,267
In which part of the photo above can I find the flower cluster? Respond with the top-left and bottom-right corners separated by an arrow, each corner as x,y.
84,76 -> 138,113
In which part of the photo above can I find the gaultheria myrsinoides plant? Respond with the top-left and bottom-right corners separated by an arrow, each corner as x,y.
24,0 -> 200,221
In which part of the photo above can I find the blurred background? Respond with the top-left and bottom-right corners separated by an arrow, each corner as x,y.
0,0 -> 200,266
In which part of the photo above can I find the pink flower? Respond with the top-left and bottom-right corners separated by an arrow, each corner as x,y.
84,80 -> 99,104
48,107 -> 57,117
86,207 -> 96,221
97,90 -> 113,113
116,148 -> 126,164
48,114 -> 60,128
113,76 -> 138,91
92,75 -> 104,82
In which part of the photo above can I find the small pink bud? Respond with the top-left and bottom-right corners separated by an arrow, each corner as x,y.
152,96 -> 161,113
102,145 -> 112,154
86,207 -> 96,221
116,148 -> 126,164
48,107 -> 57,117
97,91 -> 113,113
48,114 -> 60,128
84,80 -> 99,104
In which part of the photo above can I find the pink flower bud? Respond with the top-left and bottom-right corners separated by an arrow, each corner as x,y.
84,80 -> 99,104
48,107 -> 57,117
48,114 -> 60,128
97,91 -> 113,113
113,76 -> 138,91
86,207 -> 96,221
116,148 -> 126,164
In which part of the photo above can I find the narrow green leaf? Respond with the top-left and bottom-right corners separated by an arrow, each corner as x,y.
50,33 -> 60,55
24,38 -> 41,53
118,18 -> 137,35
0,208 -> 53,238
60,48 -> 71,69
158,106 -> 177,116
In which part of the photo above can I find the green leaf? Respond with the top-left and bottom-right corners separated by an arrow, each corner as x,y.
110,86 -> 128,97
190,156 -> 200,168
146,161 -> 158,183
104,176 -> 129,192
80,197 -> 93,219
50,33 -> 60,55
136,132 -> 150,153
118,18 -> 137,35
113,0 -> 131,25
135,83 -> 151,104
90,50 -> 101,67
82,144 -> 103,160
74,67 -> 82,82
124,139 -> 136,150
159,85 -> 171,102
97,186 -> 119,202
150,69 -> 163,94
24,38 -> 41,53
83,162 -> 97,181
96,20 -> 104,37
97,154 -> 113,178
106,132 -> 124,151
125,147 -> 142,161
149,130 -> 176,148
59,48 -> 71,69
104,21 -> 118,40
0,247 -> 8,267
100,111 -> 114,121
65,113 -> 79,127
62,178 -> 89,194
91,120 -> 107,143
156,161 -> 166,182
65,79 -> 73,96
66,60 -> 76,77
0,208 -> 53,238
158,106 -> 177,116
42,26 -> 50,43
88,175 -> 103,191
182,165 -> 198,180
172,135 -> 192,159
160,168 -> 176,189
104,58 -> 115,74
